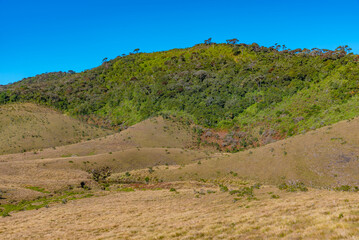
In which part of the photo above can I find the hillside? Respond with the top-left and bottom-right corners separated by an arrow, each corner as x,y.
2,43 -> 359,239
119,116 -> 359,188
0,103 -> 112,155
2,115 -> 359,206
0,115 -> 196,161
0,116 -> 359,239
0,116 -> 204,202
1,115 -> 359,239
1,43 -> 358,151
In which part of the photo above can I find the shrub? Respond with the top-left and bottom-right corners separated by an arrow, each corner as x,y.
89,166 -> 112,183
279,181 -> 308,192
335,185 -> 359,192
144,176 -> 150,183
219,184 -> 229,192
229,187 -> 254,198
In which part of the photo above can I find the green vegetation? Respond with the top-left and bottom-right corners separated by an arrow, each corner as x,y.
25,186 -> 50,194
335,185 -> 359,192
0,190 -> 94,217
278,182 -> 308,192
117,187 -> 135,192
89,166 -> 112,183
1,42 -> 359,149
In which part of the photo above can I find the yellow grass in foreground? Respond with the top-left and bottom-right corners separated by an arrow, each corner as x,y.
1,183 -> 359,239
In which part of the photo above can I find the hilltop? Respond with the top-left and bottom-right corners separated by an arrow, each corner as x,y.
1,42 -> 358,151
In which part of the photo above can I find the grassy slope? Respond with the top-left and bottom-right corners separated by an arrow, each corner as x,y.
3,114 -> 359,204
0,116 -> 196,161
0,103 -> 112,155
1,116 -> 359,238
0,116 -> 206,203
127,117 -> 359,187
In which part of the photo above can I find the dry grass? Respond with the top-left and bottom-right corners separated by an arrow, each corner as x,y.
0,103 -> 112,155
0,115 -> 201,202
0,115 -> 196,162
2,112 -> 359,239
146,117 -> 359,188
1,183 -> 359,239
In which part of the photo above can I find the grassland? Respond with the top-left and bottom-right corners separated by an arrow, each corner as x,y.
1,183 -> 359,239
0,103 -> 112,155
2,111 -> 359,239
140,117 -> 359,188
0,114 -> 204,203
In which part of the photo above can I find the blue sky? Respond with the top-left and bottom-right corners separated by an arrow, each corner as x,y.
1,0 -> 359,84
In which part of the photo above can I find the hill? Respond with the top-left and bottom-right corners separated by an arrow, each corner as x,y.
2,42 -> 359,239
132,117 -> 359,188
1,115 -> 359,239
0,115 -> 196,161
0,103 -> 112,155
2,114 -> 359,206
0,116 -> 205,202
1,43 -> 358,151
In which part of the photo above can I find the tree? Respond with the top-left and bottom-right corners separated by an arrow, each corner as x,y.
0,92 -> 8,104
102,57 -> 108,63
204,38 -> 212,45
133,48 -> 140,54
226,38 -> 239,44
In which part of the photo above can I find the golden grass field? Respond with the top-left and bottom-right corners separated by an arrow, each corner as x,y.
1,183 -> 359,239
1,104 -> 359,239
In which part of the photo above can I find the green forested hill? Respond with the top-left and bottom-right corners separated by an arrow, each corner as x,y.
1,42 -> 359,149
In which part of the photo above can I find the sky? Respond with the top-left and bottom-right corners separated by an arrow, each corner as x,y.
0,0 -> 359,85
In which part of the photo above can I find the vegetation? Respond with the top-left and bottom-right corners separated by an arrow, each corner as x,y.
89,166 -> 112,183
0,190 -> 93,217
25,186 -> 50,194
1,42 -> 358,150
2,39 -> 359,238
278,181 -> 308,192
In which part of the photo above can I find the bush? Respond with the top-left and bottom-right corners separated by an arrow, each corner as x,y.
219,184 -> 229,192
279,181 -> 308,192
335,185 -> 359,192
89,166 -> 112,183
144,176 -> 150,183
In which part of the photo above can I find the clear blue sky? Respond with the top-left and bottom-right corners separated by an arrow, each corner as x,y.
1,0 -> 359,85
